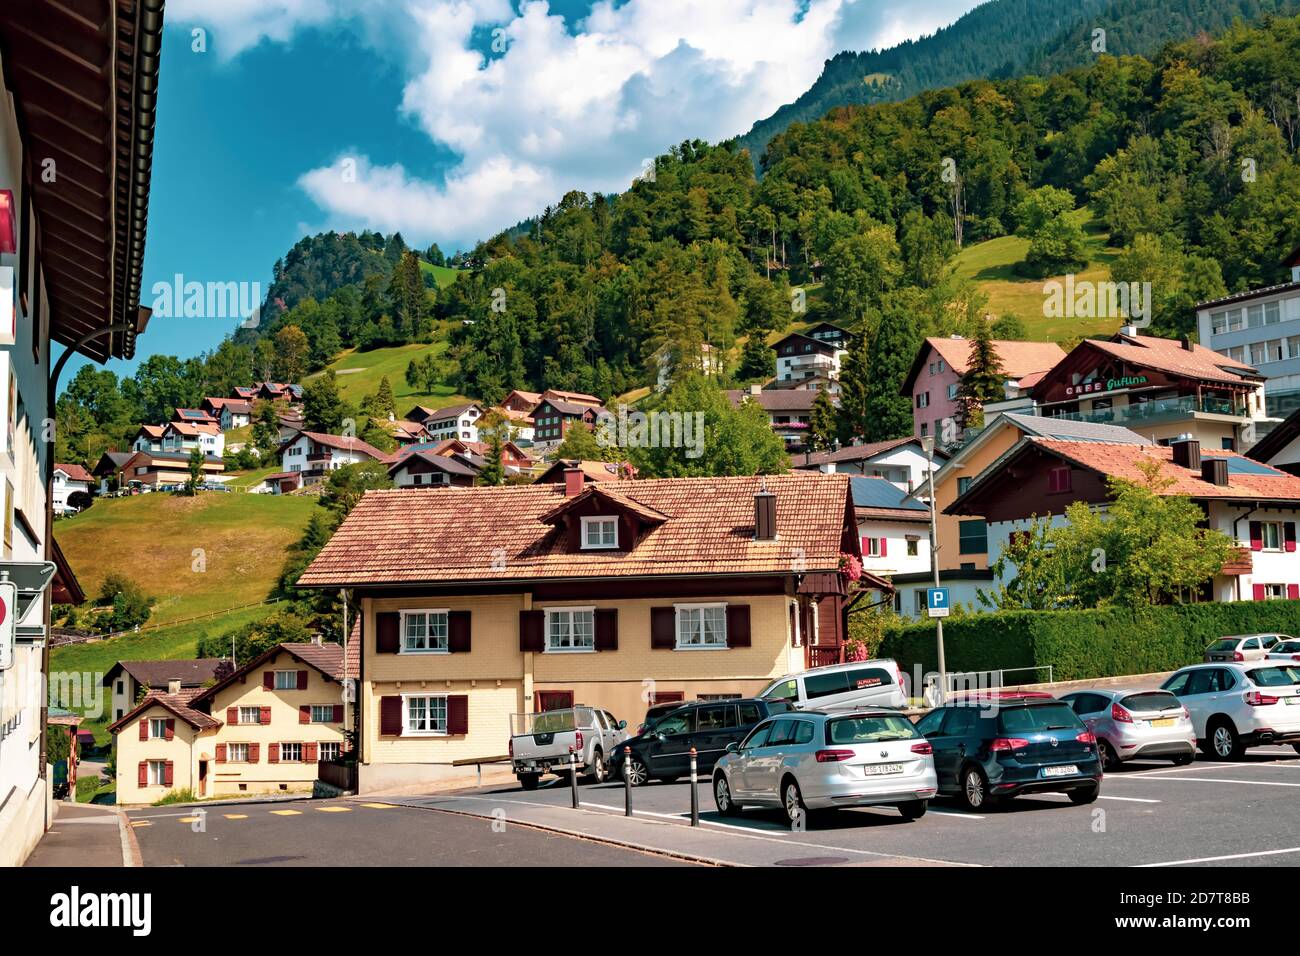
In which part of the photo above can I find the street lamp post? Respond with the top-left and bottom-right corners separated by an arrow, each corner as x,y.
922,436 -> 947,705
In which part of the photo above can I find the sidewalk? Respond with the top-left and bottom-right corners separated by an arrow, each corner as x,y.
24,802 -> 129,867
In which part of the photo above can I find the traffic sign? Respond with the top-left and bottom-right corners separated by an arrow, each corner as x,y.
927,586 -> 950,619
0,579 -> 16,669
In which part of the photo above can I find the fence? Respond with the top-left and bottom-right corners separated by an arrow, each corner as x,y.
317,759 -> 357,792
64,598 -> 282,644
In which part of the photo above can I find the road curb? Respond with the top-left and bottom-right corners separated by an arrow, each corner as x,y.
117,808 -> 141,867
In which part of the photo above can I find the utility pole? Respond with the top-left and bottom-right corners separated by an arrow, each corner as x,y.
922,436 -> 947,704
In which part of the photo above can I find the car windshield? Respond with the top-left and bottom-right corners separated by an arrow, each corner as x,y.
1249,666 -> 1300,687
998,703 -> 1082,734
826,715 -> 919,745
1207,639 -> 1237,652
1119,692 -> 1179,712
1275,642 -> 1300,654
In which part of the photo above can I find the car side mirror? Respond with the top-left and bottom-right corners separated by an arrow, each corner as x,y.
617,720 -> 627,730
725,741 -> 739,754
656,733 -> 668,743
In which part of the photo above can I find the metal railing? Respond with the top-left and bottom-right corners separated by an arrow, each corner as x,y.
1045,395 -> 1240,426
943,664 -> 1054,692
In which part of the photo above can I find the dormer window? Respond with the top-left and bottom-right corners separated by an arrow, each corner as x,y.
581,516 -> 618,550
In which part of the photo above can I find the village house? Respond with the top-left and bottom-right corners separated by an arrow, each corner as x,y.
655,342 -> 722,391
791,436 -> 944,492
772,322 -> 855,391
52,464 -> 93,516
109,641 -> 356,805
161,420 -> 225,458
388,448 -> 479,488
280,430 -> 392,482
172,407 -> 218,428
131,424 -> 165,453
531,397 -> 603,450
117,450 -> 226,489
103,658 -> 234,723
848,476 -> 936,618
231,386 -> 258,401
256,382 -> 303,402
295,471 -> 882,790
383,416 -> 430,447
91,451 -> 135,494
201,396 -> 253,430
411,402 -> 483,443
277,408 -> 306,443
494,390 -> 542,443
948,435 -> 1300,603
725,385 -> 821,451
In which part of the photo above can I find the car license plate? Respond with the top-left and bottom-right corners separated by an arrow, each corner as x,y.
1287,698 -> 1299,705
863,763 -> 903,776
1041,765 -> 1078,778
1150,718 -> 1175,727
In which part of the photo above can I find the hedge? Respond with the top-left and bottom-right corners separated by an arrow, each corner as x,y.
877,601 -> 1300,684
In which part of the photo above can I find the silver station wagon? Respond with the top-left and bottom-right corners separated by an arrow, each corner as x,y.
712,710 -> 938,827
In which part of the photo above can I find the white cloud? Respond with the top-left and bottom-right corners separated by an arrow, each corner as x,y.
172,0 -> 983,247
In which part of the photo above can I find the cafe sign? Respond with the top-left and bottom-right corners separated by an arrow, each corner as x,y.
1066,375 -> 1148,397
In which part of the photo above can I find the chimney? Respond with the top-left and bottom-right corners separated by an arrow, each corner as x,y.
1171,434 -> 1201,470
754,484 -> 777,541
563,466 -> 584,497
167,679 -> 182,695
312,634 -> 322,646
1180,336 -> 1195,352
1119,324 -> 1137,337
1201,457 -> 1229,487
749,384 -> 762,396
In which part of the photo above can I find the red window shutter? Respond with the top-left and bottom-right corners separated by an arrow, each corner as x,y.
297,670 -> 308,690
138,761 -> 148,787
1253,583 -> 1267,600
263,671 -> 275,690
304,742 -> 318,762
651,607 -> 676,649
138,718 -> 148,741
447,695 -> 469,735
260,705 -> 272,725
333,704 -> 344,723
164,718 -> 175,741
860,535 -> 869,555
448,611 -> 472,653
880,537 -> 888,557
1250,521 -> 1263,551
300,705 -> 311,724
726,605 -> 752,648
216,743 -> 227,764
248,743 -> 259,763
1289,584 -> 1299,600
376,612 -> 401,653
1287,523 -> 1297,553
268,743 -> 279,764
227,706 -> 238,725
594,609 -> 618,651
164,761 -> 174,787
519,610 -> 545,652
380,696 -> 403,736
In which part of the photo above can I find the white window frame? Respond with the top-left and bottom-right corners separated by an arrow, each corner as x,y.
400,609 -> 450,654
1262,521 -> 1284,552
545,607 -> 596,653
318,742 -> 341,762
1263,583 -> 1286,600
403,693 -> 449,736
310,704 -> 336,724
674,602 -> 728,650
238,706 -> 261,725
148,717 -> 167,739
580,516 -> 619,550
273,670 -> 298,690
227,743 -> 249,763
148,760 -> 167,786
863,537 -> 882,557
279,742 -> 303,763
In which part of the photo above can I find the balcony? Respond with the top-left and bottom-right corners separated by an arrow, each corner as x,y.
1044,395 -> 1243,426
806,644 -> 843,668
306,451 -> 333,463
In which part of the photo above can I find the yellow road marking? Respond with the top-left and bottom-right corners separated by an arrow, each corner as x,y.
269,809 -> 302,816
224,814 -> 248,820
130,821 -> 151,827
359,802 -> 397,809
178,816 -> 201,824
316,806 -> 351,813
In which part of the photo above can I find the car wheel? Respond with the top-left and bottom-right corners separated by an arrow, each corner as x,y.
1068,784 -> 1100,805
1172,752 -> 1195,766
518,774 -> 540,791
899,799 -> 928,821
1097,739 -> 1121,772
958,765 -> 992,811
588,749 -> 605,784
1208,720 -> 1245,760
626,756 -> 649,787
782,778 -> 808,829
713,773 -> 741,817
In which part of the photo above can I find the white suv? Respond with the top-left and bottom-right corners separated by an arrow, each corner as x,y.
1162,662 -> 1300,759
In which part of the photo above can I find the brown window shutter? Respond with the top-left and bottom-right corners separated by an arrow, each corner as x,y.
447,695 -> 469,735
380,696 -> 403,736
164,718 -> 175,741
299,705 -> 311,724
376,612 -> 401,653
726,604 -> 751,647
519,610 -> 544,652
297,670 -> 308,690
448,610 -> 472,653
138,761 -> 148,787
304,742 -> 318,762
260,705 -> 272,725
138,718 -> 148,741
268,743 -> 280,764
248,743 -> 259,763
333,704 -> 344,723
263,671 -> 275,690
216,743 -> 227,764
651,607 -> 676,649
594,609 -> 618,651
226,706 -> 238,725
164,760 -> 174,787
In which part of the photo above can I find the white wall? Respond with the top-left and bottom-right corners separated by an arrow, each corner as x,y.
857,517 -> 931,577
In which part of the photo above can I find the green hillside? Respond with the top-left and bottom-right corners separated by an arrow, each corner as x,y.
312,338 -> 472,412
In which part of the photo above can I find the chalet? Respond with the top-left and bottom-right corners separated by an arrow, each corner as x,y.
109,641 -> 356,805
52,463 -> 93,515
384,417 -> 429,447
412,402 -> 483,443
725,384 -> 821,450
501,389 -> 542,415
172,407 -> 218,427
92,451 -> 135,494
541,388 -> 603,407
295,472 -> 883,791
949,435 -> 1300,603
531,397 -> 602,449
772,322 -> 855,390
119,450 -> 225,489
792,436 -> 944,491
201,396 -> 252,430
161,420 -> 224,458
277,409 -> 305,442
131,424 -> 165,453
103,658 -> 233,723
279,430 -> 392,482
388,450 -> 478,488
256,382 -> 302,402
231,386 -> 258,401
901,336 -> 1066,443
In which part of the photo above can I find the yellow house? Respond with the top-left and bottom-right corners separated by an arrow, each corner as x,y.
110,640 -> 357,806
297,471 -> 886,792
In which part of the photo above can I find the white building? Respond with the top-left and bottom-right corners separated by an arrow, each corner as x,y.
793,436 -> 946,494
51,465 -> 93,516
280,430 -> 392,483
414,402 -> 482,443
772,323 -> 853,389
161,421 -> 225,459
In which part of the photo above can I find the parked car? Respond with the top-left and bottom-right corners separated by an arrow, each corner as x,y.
508,706 -> 629,789
712,709 -> 937,826
1059,689 -> 1196,769
758,659 -> 908,713
1266,639 -> 1300,662
915,695 -> 1102,810
608,698 -> 785,786
1204,634 -> 1288,662
1161,662 -> 1300,759
637,700 -> 687,735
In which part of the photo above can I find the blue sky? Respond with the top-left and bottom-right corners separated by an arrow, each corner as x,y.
62,0 -> 981,385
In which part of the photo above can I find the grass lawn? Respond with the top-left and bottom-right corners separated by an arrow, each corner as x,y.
56,492 -> 319,626
223,465 -> 282,489
316,336 -> 471,413
419,261 -> 461,288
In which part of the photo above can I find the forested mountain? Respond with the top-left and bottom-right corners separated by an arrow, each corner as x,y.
737,0 -> 1300,171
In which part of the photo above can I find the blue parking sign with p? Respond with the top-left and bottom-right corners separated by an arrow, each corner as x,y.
927,587 -> 950,618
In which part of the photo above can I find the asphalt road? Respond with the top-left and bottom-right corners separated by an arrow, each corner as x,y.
125,799 -> 693,867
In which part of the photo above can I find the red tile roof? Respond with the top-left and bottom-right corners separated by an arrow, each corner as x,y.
298,473 -> 862,587
282,430 -> 393,462
55,463 -> 93,483
925,337 -> 1066,379
1082,333 -> 1260,386
108,689 -> 222,734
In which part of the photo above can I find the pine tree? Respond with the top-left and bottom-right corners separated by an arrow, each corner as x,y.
835,327 -> 873,443
476,410 -> 508,486
373,376 -> 396,419
808,390 -> 838,452
862,299 -> 923,442
955,318 -> 1005,432
303,370 -> 351,433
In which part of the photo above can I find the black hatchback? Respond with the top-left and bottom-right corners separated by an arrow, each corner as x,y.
915,695 -> 1103,810
608,698 -> 786,785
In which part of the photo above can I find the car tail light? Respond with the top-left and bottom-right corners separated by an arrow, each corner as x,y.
1245,690 -> 1279,706
1233,651 -> 1245,662
1292,654 -> 1300,662
990,737 -> 1029,752
815,749 -> 854,762
1110,703 -> 1133,723
508,738 -> 513,757
1076,730 -> 1096,744
574,731 -> 584,750
911,741 -> 933,755
1180,706 -> 1190,720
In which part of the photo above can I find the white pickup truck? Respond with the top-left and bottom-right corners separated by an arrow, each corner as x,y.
509,706 -> 629,790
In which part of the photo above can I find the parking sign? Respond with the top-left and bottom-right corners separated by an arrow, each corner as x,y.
0,579 -> 15,669
926,587 -> 950,619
